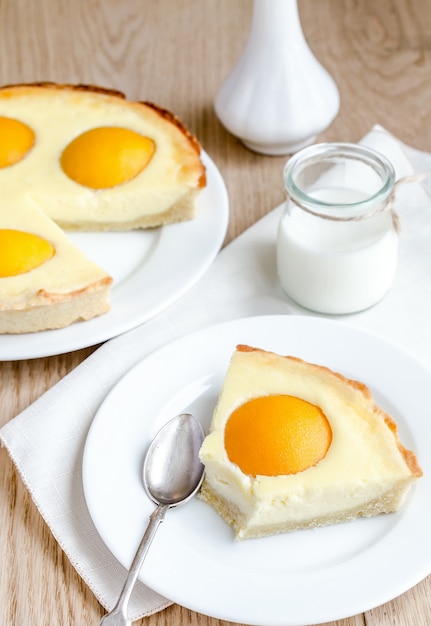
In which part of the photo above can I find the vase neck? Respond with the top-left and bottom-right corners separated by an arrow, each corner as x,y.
250,0 -> 303,41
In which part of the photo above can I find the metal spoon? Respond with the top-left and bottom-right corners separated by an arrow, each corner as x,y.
100,413 -> 205,626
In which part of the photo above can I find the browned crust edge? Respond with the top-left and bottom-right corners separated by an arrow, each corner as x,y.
0,282 -> 112,333
142,100 -> 206,188
236,344 -> 370,395
0,276 -> 113,312
0,81 -> 127,99
36,275 -> 113,305
383,415 -> 423,477
235,344 -> 423,478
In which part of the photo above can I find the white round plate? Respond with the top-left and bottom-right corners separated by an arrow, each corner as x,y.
83,315 -> 431,626
0,151 -> 228,360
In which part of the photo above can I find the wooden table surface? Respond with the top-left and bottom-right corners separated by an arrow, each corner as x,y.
1,1 -> 430,624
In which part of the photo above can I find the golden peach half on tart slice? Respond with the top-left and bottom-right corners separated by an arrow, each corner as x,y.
199,345 -> 422,540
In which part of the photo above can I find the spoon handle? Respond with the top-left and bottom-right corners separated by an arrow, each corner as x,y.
100,504 -> 168,626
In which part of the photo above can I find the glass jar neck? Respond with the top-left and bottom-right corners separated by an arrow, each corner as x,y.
283,143 -> 395,221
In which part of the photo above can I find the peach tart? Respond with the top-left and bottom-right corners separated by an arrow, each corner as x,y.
0,83 -> 206,231
198,345 -> 422,540
0,83 -> 206,332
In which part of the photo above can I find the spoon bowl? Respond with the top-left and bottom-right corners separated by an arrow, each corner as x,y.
100,413 -> 205,626
144,413 -> 205,506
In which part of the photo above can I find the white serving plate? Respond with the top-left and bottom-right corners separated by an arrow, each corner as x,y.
83,315 -> 431,626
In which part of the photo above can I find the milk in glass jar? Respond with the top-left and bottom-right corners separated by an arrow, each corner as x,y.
277,143 -> 397,314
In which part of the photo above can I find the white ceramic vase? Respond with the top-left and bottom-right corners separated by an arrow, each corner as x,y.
215,0 -> 340,155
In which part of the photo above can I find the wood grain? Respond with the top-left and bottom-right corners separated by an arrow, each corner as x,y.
1,0 -> 431,624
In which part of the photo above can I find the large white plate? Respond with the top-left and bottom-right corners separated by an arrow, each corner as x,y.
0,151 -> 228,360
83,315 -> 431,626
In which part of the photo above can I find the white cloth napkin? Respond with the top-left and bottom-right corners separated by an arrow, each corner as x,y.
1,126 -> 431,620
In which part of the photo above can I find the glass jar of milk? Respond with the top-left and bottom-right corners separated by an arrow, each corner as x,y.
277,143 -> 397,314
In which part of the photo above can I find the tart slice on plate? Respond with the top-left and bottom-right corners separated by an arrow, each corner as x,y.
0,200 -> 112,334
199,345 -> 422,540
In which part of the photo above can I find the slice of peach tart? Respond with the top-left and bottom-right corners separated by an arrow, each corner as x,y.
198,345 -> 422,540
0,200 -> 112,334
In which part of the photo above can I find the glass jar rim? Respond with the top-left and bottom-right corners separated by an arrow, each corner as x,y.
283,142 -> 396,218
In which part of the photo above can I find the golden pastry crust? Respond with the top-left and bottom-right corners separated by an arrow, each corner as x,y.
0,281 -> 112,333
0,276 -> 112,311
142,100 -> 206,188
